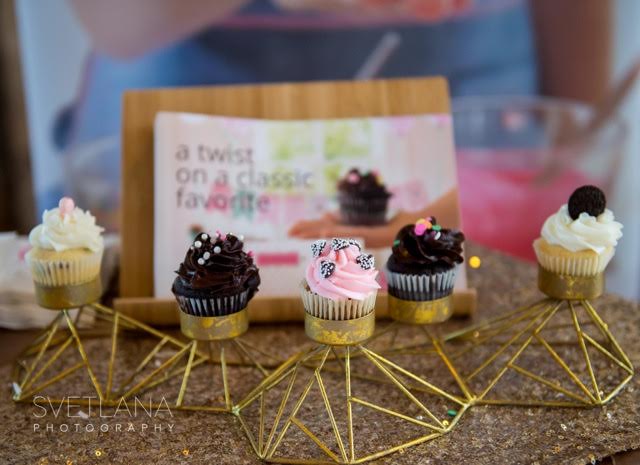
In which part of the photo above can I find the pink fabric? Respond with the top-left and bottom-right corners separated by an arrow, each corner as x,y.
305,241 -> 380,301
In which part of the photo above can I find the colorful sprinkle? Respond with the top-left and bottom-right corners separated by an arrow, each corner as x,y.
347,172 -> 360,183
319,260 -> 336,278
220,234 -> 227,241
434,231 -> 441,240
248,250 -> 254,257
311,239 -> 327,257
432,224 -> 442,231
414,223 -> 428,236
356,254 -> 375,270
447,409 -> 457,417
331,238 -> 350,251
393,239 -> 401,247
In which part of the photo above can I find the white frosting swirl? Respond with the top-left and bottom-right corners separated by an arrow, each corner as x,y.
29,206 -> 104,252
541,204 -> 623,254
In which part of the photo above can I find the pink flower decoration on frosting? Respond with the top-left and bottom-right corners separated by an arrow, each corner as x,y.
305,239 -> 380,301
58,197 -> 75,217
347,172 -> 360,184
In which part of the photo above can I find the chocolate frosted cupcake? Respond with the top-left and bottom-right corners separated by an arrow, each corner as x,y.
172,232 -> 260,317
386,217 -> 465,301
337,168 -> 392,225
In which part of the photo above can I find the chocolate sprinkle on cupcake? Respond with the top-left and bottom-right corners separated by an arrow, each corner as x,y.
331,238 -> 350,251
319,260 -> 336,278
356,254 -> 375,270
311,239 -> 327,257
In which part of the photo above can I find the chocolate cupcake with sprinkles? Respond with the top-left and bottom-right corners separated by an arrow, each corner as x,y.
386,217 -> 465,323
172,231 -> 260,318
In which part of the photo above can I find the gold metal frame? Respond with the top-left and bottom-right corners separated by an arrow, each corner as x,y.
443,269 -> 633,407
234,312 -> 470,464
12,302 -> 277,413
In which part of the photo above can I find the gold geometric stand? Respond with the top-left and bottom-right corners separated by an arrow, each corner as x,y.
443,297 -> 634,407
119,308 -> 277,413
11,302 -> 188,406
234,311 -> 470,464
12,302 -> 276,412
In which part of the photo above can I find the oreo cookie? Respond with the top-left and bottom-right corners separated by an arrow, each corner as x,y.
568,185 -> 606,220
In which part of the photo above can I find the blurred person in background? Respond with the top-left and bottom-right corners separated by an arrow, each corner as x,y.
37,0 -> 610,231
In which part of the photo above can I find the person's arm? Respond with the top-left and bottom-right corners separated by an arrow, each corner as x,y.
69,0 -> 250,59
530,0 -> 613,104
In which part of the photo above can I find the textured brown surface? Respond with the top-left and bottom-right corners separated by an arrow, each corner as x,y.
2,244 -> 639,465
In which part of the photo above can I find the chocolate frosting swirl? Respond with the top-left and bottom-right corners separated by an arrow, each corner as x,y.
172,232 -> 260,298
337,168 -> 391,199
387,218 -> 465,274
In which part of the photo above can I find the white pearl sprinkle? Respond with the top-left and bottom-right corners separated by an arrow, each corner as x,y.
197,258 -> 205,265
239,235 -> 245,241
194,241 -> 202,248
203,252 -> 211,259
213,246 -> 222,254
201,233 -> 208,240
435,231 -> 441,240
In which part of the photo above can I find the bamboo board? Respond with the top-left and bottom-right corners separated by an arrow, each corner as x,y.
118,77 -> 474,323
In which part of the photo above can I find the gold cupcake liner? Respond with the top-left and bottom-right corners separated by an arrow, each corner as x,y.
304,311 -> 376,345
300,281 -> 377,321
179,308 -> 249,341
533,240 -> 614,277
33,276 -> 102,310
26,249 -> 103,286
388,294 -> 453,324
538,266 -> 604,300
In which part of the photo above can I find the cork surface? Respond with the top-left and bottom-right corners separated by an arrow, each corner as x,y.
2,244 -> 639,465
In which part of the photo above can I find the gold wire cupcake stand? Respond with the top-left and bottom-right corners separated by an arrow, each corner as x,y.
12,280 -> 275,413
12,268 -> 634,464
233,310 -> 471,464
443,268 -> 634,407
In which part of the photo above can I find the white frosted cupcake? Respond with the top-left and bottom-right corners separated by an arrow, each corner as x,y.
533,186 -> 623,277
301,238 -> 380,321
26,197 -> 104,287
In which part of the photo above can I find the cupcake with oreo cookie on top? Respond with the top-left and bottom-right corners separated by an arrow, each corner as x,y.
337,168 -> 392,226
386,217 -> 465,304
172,231 -> 260,317
533,185 -> 623,277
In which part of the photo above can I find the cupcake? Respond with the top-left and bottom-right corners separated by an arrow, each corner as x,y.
26,197 -> 104,289
301,238 -> 380,321
386,217 -> 465,302
533,186 -> 623,277
337,168 -> 391,225
172,232 -> 260,317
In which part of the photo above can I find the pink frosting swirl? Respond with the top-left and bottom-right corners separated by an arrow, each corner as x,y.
305,238 -> 380,301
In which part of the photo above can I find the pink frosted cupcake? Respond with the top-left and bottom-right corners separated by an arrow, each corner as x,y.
301,238 -> 380,321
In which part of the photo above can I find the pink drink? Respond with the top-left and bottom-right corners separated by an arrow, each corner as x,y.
457,149 -> 597,261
